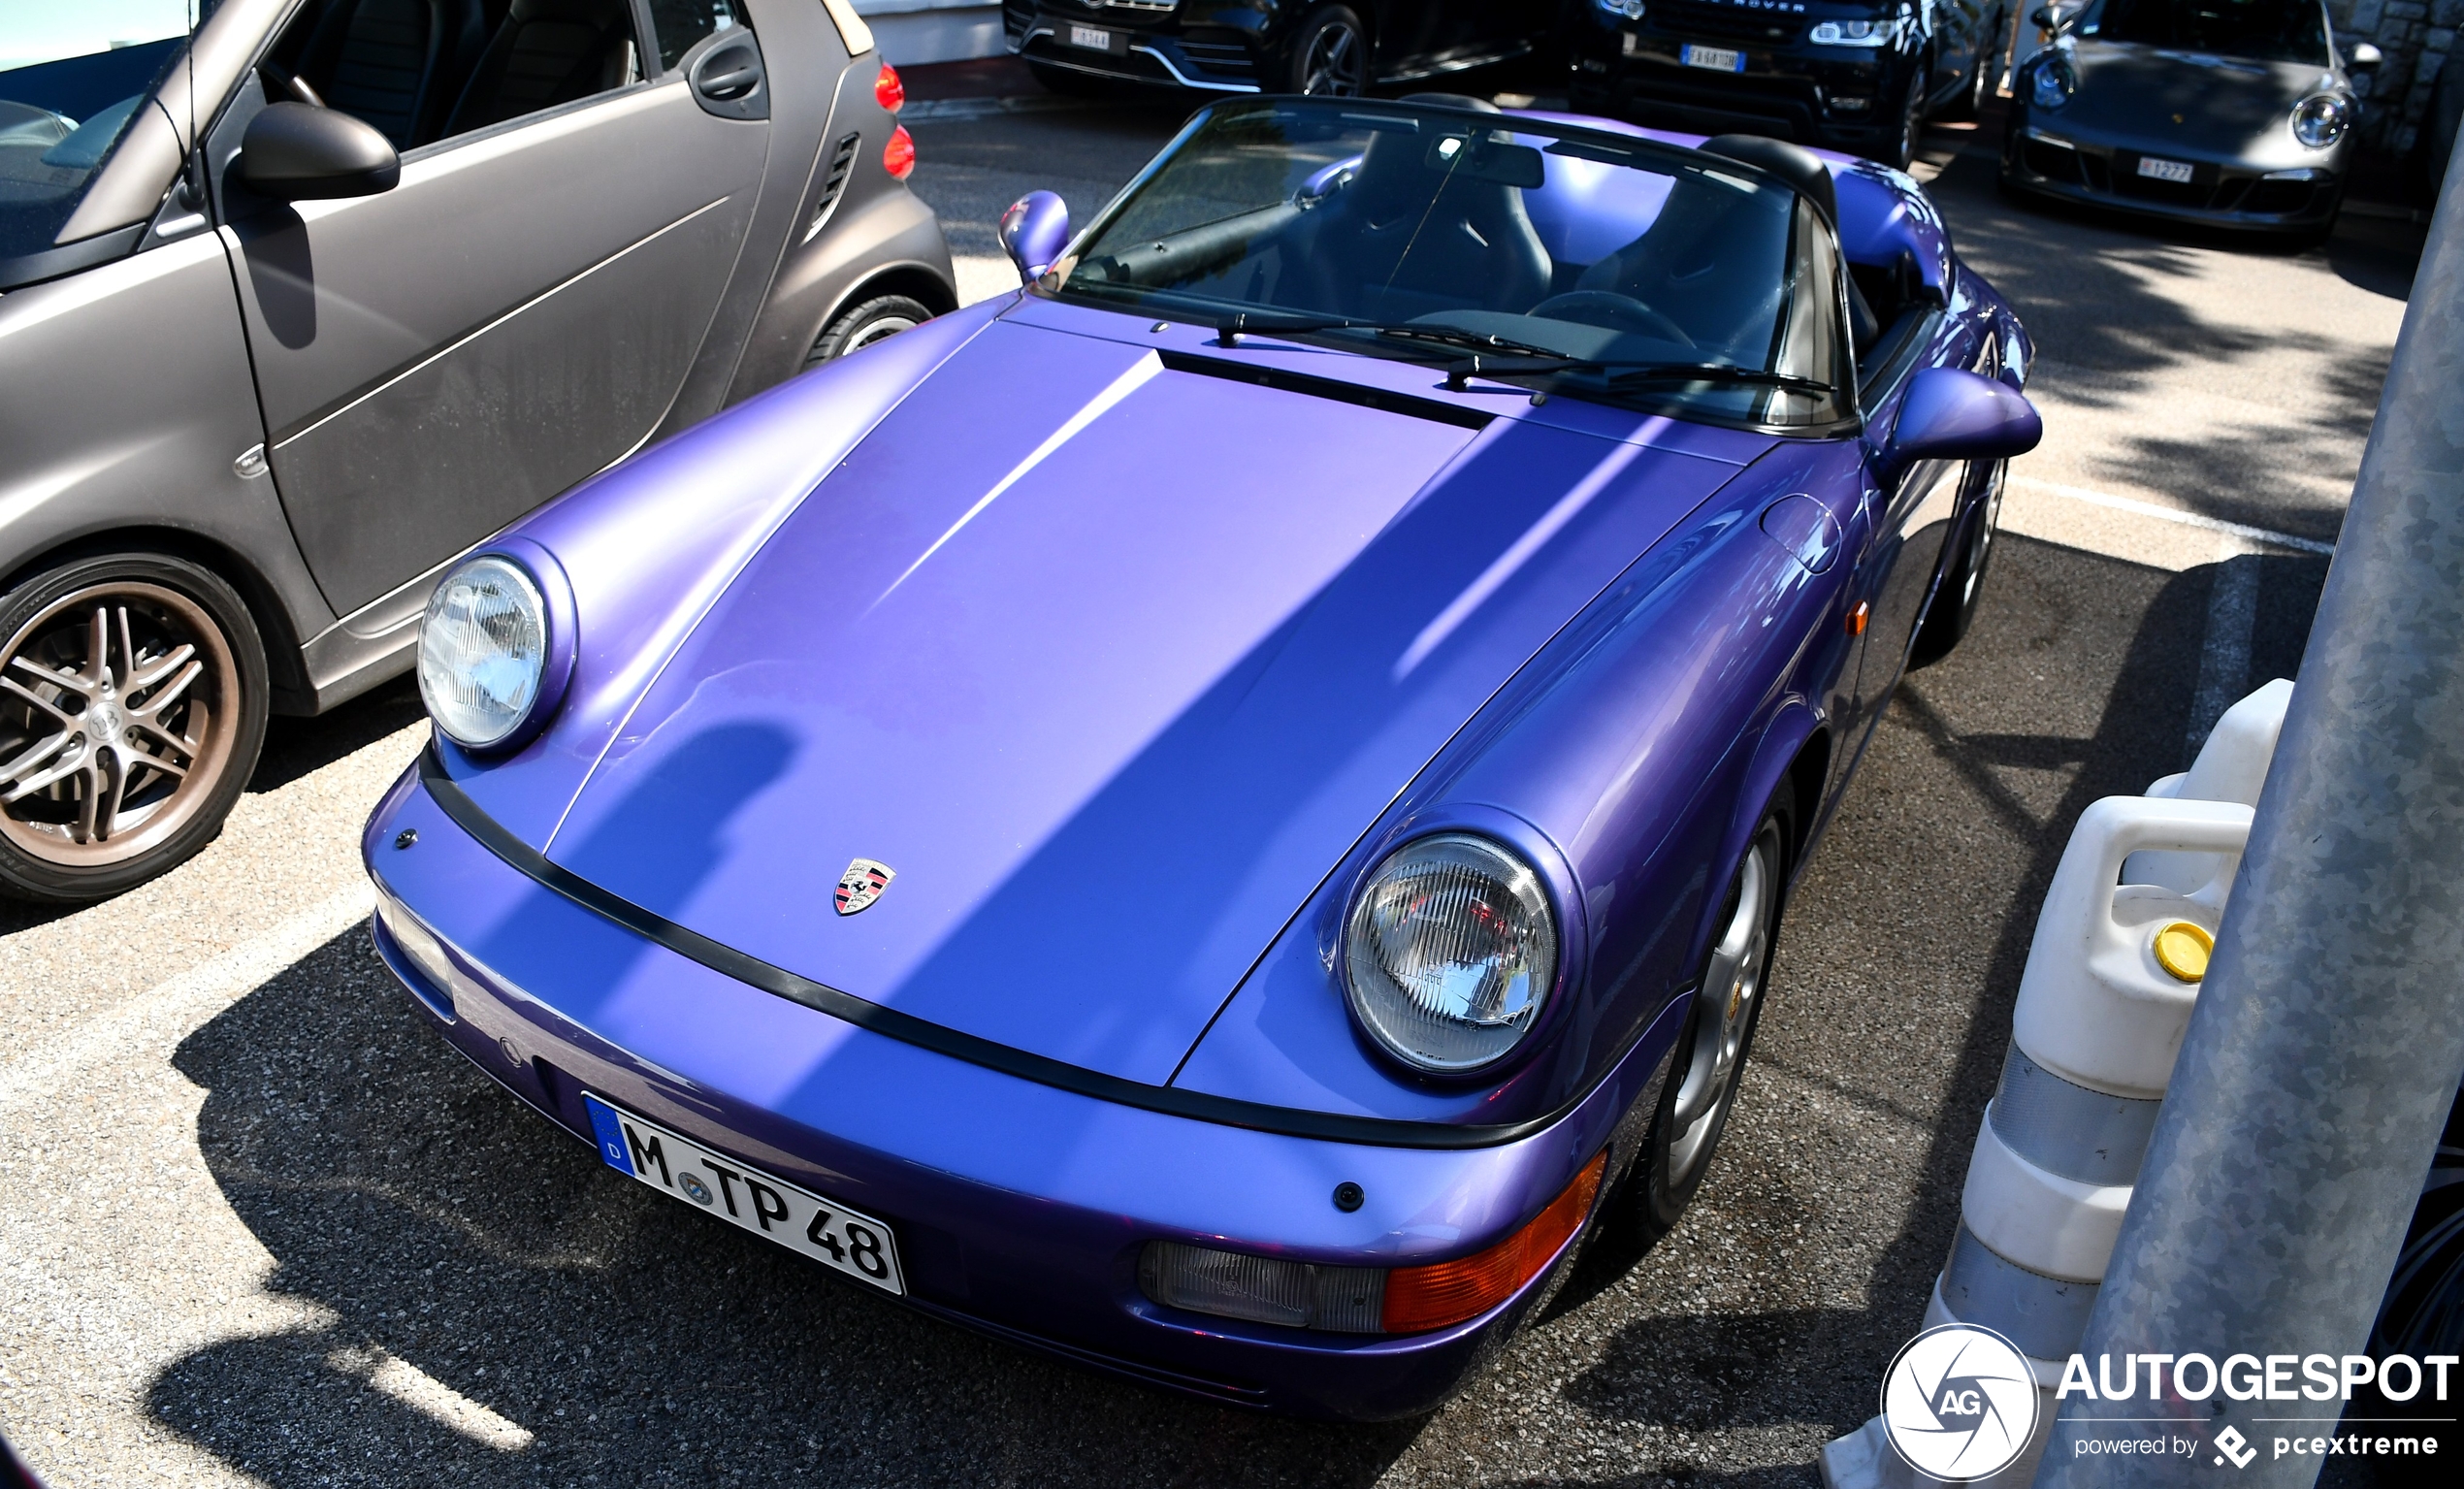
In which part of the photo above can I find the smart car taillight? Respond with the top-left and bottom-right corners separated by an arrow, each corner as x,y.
874,61 -> 904,112
1379,1152 -> 1605,1334
883,124 -> 915,179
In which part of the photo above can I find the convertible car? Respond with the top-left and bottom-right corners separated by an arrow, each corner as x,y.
364,96 -> 2039,1418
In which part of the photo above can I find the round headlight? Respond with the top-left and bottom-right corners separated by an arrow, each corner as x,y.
2292,94 -> 2350,149
2029,60 -> 2074,110
419,556 -> 549,751
1344,833 -> 1560,1074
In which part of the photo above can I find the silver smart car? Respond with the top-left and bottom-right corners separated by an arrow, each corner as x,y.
0,0 -> 953,901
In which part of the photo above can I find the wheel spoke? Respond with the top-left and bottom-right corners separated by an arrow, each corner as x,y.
5,655 -> 86,708
83,606 -> 112,691
86,749 -> 129,842
0,672 -> 78,726
126,719 -> 197,771
126,640 -> 196,697
130,658 -> 203,727
0,730 -> 77,796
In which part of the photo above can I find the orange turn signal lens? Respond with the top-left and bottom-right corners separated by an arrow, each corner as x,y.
882,124 -> 915,179
1379,1151 -> 1605,1335
874,61 -> 905,112
1846,600 -> 1869,636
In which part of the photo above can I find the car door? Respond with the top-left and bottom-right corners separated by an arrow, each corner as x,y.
209,0 -> 772,621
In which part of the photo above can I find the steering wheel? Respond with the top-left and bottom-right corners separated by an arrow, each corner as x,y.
1529,291 -> 1696,348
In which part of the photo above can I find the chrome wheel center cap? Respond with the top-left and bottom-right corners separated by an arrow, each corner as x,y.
86,704 -> 122,743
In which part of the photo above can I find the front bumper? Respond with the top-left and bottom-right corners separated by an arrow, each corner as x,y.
1007,3 -> 1265,92
1999,115 -> 2345,231
1569,18 -> 1918,154
362,757 -> 1680,1419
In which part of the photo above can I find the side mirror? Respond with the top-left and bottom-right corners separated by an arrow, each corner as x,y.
2350,42 -> 2383,72
2029,5 -> 2061,29
1878,368 -> 2042,485
999,191 -> 1070,284
239,101 -> 399,201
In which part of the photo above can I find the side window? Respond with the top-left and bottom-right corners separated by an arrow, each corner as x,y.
266,0 -> 646,154
646,0 -> 743,72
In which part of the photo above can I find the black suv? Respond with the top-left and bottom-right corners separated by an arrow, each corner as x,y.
1567,0 -> 2010,167
1006,1 -> 1543,97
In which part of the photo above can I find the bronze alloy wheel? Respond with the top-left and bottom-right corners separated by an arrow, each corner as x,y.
0,559 -> 265,899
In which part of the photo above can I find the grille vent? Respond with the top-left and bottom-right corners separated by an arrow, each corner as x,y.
807,132 -> 862,241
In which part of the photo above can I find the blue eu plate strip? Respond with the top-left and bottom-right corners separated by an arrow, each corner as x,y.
583,1093 -> 634,1176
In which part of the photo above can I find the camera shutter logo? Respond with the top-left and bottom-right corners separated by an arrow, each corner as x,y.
1880,1323 -> 2042,1478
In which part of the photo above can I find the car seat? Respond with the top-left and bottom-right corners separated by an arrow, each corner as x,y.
1291,95 -> 1551,320
440,0 -> 636,139
291,0 -> 490,149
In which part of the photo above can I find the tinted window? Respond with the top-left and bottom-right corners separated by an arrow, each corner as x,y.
1052,99 -> 1848,430
2080,0 -> 2330,64
0,3 -> 192,258
646,0 -> 741,71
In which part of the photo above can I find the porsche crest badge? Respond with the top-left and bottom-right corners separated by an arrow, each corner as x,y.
835,858 -> 894,916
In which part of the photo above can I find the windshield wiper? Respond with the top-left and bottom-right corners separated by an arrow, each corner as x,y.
1440,352 -> 1833,396
1212,313 -> 1566,360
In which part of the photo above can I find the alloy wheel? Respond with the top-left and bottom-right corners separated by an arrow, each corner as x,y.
1664,828 -> 1777,1181
1298,17 -> 1368,96
0,582 -> 241,868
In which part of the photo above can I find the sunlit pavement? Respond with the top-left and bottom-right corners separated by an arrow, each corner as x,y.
0,73 -> 2410,1488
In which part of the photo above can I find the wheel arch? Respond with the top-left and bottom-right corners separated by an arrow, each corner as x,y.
0,526 -> 314,714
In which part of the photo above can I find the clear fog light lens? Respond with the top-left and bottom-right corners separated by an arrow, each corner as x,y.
1138,1242 -> 1385,1333
1344,833 -> 1558,1074
419,556 -> 547,750
375,896 -> 458,1017
2292,94 -> 2349,148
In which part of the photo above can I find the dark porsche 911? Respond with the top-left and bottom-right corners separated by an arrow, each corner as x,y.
2000,0 -> 2380,236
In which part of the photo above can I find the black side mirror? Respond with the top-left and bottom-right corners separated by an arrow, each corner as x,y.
239,102 -> 399,201
2029,5 -> 2061,29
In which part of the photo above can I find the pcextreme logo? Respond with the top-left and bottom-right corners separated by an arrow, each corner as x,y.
1880,1324 -> 2042,1478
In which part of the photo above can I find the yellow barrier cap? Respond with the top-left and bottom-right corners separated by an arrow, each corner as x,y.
2154,921 -> 2215,983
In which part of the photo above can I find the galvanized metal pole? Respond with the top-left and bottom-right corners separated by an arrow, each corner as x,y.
2032,153 -> 2464,1486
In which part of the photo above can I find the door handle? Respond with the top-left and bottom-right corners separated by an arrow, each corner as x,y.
699,65 -> 759,99
689,37 -> 768,118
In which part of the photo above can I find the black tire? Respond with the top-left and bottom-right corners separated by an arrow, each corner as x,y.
0,552 -> 269,903
1025,58 -> 1116,98
1286,5 -> 1371,97
1606,788 -> 1791,1247
1909,458 -> 2006,669
805,294 -> 934,368
1938,22 -> 1997,122
1884,61 -> 1929,171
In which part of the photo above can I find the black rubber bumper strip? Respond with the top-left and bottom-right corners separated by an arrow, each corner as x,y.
418,747 -> 1597,1150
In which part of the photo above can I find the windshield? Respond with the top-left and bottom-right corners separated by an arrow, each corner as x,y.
1,0 -> 197,260
1046,99 -> 1851,430
2078,0 -> 2330,64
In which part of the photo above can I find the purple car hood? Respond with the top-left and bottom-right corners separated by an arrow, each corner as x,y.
542,317 -> 1752,1085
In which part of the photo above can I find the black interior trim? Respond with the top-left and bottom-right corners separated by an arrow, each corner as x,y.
1156,350 -> 1495,431
416,746 -> 1616,1150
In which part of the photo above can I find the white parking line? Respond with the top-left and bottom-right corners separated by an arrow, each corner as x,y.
2010,476 -> 2337,556
0,885 -> 372,1117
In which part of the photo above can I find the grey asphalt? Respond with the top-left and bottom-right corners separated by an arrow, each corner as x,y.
0,83 -> 2402,1488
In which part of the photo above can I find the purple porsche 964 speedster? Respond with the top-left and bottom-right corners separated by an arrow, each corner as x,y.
363,95 -> 2039,1419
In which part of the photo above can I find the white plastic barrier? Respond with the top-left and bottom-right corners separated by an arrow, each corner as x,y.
1822,681 -> 2291,1488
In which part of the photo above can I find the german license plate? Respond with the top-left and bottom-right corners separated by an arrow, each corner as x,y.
584,1093 -> 904,1296
1681,43 -> 1746,73
1068,23 -> 1119,52
2136,155 -> 2195,183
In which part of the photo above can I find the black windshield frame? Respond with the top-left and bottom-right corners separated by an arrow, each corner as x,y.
1035,97 -> 1864,438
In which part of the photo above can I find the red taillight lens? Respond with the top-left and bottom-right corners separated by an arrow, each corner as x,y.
1379,1151 -> 1605,1335
874,61 -> 904,112
882,124 -> 915,179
